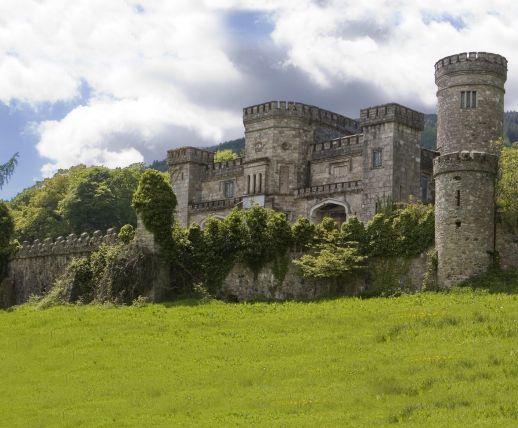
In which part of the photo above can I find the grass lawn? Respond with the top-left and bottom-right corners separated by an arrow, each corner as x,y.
2,288 -> 518,427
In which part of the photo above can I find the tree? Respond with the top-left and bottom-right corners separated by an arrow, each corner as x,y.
214,149 -> 238,162
0,153 -> 18,190
9,164 -> 144,241
498,144 -> 518,231
132,169 -> 177,247
0,200 -> 14,281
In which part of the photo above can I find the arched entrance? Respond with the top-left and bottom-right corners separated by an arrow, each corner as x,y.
309,199 -> 349,226
199,215 -> 225,229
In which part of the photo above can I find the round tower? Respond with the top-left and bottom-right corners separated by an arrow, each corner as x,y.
434,52 -> 507,287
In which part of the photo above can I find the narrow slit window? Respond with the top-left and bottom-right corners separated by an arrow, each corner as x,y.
253,174 -> 257,194
258,173 -> 262,193
247,175 -> 250,194
456,190 -> 461,207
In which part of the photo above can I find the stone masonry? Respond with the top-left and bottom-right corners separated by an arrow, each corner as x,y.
168,101 -> 430,228
434,52 -> 507,287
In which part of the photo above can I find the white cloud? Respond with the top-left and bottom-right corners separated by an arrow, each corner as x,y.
265,0 -> 518,108
2,0 -> 518,177
0,0 -> 243,175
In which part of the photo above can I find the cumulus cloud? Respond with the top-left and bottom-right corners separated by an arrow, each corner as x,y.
264,0 -> 518,108
1,0 -> 518,176
0,0 -> 243,176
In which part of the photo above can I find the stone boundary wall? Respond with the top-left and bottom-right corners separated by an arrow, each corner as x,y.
496,223 -> 518,271
221,252 -> 429,302
3,229 -> 119,306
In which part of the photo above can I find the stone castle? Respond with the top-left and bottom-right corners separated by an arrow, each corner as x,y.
168,51 -> 511,288
3,52 -> 516,307
168,102 -> 435,228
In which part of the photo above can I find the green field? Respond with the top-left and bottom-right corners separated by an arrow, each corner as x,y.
2,289 -> 518,427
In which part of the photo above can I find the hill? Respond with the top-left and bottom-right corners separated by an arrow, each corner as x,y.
2,284 -> 518,426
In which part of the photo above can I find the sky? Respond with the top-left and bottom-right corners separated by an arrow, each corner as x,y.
1,0 -> 518,200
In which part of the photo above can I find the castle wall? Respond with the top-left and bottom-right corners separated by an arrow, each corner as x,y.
4,229 -> 119,306
221,251 -> 429,301
309,134 -> 364,186
496,223 -> 518,271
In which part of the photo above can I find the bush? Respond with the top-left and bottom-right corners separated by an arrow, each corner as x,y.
498,144 -> 518,231
0,201 -> 14,283
132,170 -> 176,249
42,243 -> 157,307
118,224 -> 135,244
294,246 -> 365,279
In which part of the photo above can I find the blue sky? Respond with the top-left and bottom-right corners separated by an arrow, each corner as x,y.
1,0 -> 518,200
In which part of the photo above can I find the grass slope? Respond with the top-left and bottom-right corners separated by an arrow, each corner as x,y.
2,289 -> 518,427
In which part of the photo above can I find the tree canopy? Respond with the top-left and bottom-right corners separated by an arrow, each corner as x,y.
9,164 -> 144,241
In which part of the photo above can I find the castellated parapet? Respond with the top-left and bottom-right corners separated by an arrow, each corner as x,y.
243,100 -> 359,134
168,147 -> 214,165
435,52 -> 508,81
15,228 -> 119,259
359,103 -> 424,130
435,52 -> 507,155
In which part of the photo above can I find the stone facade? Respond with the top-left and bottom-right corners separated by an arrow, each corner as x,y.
434,52 -> 508,287
169,101 -> 431,228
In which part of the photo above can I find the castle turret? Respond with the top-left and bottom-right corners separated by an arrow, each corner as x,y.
434,52 -> 507,287
360,103 -> 424,220
167,147 -> 214,227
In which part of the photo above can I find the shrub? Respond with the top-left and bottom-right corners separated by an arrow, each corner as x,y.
292,216 -> 315,252
118,224 -> 135,244
0,201 -> 14,283
132,170 -> 177,249
294,246 -> 365,279
43,243 -> 157,307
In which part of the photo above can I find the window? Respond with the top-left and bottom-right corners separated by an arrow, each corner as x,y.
224,181 -> 234,198
461,91 -> 477,109
456,190 -> 461,207
372,149 -> 383,168
420,175 -> 428,202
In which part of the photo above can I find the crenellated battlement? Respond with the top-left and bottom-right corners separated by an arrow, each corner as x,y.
203,157 -> 244,181
167,147 -> 215,165
310,133 -> 364,160
13,228 -> 119,259
360,103 -> 424,130
435,52 -> 507,81
433,151 -> 498,177
243,101 -> 359,133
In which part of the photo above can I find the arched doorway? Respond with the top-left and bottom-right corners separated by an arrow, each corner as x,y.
199,215 -> 225,229
309,199 -> 349,226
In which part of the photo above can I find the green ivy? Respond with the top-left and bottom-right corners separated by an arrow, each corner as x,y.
132,169 -> 177,253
